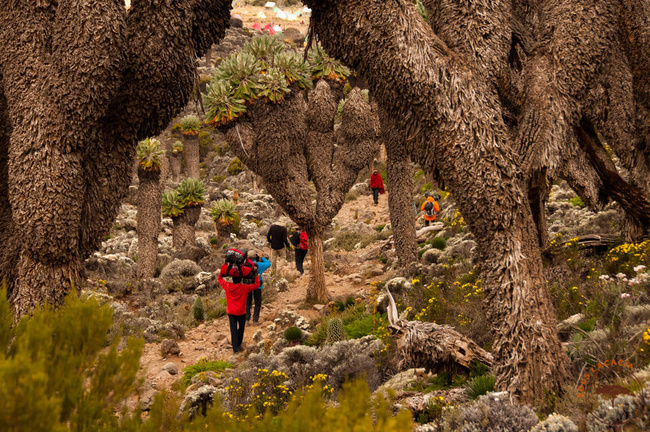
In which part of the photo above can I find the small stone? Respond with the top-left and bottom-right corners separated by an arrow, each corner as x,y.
161,339 -> 181,356
162,362 -> 178,375
313,304 -> 326,312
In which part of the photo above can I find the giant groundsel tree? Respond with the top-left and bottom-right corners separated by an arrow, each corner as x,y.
302,0 -> 650,403
204,36 -> 380,302
0,0 -> 231,317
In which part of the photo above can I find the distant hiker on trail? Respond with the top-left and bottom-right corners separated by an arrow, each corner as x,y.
421,192 -> 440,226
267,223 -> 292,273
290,229 -> 309,276
218,271 -> 260,354
370,169 -> 385,205
246,251 -> 271,325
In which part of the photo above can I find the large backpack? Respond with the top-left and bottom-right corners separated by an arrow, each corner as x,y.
424,200 -> 435,217
299,232 -> 309,250
221,248 -> 257,283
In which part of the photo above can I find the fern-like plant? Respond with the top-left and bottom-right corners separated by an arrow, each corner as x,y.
179,115 -> 201,136
258,68 -> 291,103
136,137 -> 164,171
177,178 -> 206,208
162,190 -> 185,218
464,375 -> 496,399
171,140 -> 184,154
214,52 -> 263,101
210,199 -> 237,226
204,81 -> 247,127
243,35 -> 285,68
308,43 -> 351,82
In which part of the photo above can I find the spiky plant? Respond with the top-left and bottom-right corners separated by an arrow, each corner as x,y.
179,115 -> 201,136
162,190 -> 185,218
326,317 -> 347,344
258,68 -> 291,103
243,35 -> 285,68
136,137 -> 164,171
172,140 -> 184,154
308,43 -> 351,82
464,375 -> 497,400
214,52 -> 263,101
204,81 -> 247,127
177,178 -> 206,208
414,0 -> 430,21
273,51 -> 312,90
210,199 -> 237,226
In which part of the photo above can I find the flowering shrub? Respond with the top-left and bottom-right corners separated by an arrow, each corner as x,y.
224,368 -> 292,418
605,240 -> 650,276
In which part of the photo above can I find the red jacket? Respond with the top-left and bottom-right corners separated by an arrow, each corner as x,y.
218,274 -> 260,315
370,173 -> 385,193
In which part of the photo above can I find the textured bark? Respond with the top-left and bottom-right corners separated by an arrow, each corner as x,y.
382,112 -> 418,267
304,0 -> 568,403
223,83 -> 379,302
215,222 -> 231,239
136,167 -> 162,279
172,206 -> 201,249
184,134 -> 200,179
0,0 -> 230,316
169,153 -> 182,183
306,229 -> 329,303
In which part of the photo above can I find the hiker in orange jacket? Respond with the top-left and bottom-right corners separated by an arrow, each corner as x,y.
421,192 -> 440,226
218,272 -> 260,353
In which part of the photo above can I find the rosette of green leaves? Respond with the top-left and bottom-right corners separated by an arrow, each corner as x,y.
308,43 -> 351,82
204,81 -> 246,127
258,68 -> 290,103
177,178 -> 206,208
136,137 -> 164,171
243,35 -> 285,69
162,190 -> 185,218
273,51 -> 312,90
214,52 -> 263,101
172,140 -> 184,154
180,115 -> 201,135
210,198 -> 238,226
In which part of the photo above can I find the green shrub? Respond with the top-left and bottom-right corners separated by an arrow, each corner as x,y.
227,157 -> 244,176
284,326 -> 303,342
569,196 -> 585,208
193,297 -> 205,322
206,305 -> 226,321
344,314 -> 375,339
376,224 -> 386,232
429,236 -> 447,250
181,358 -> 233,385
464,375 -> 496,399
345,297 -> 356,307
420,182 -> 432,194
0,287 -> 142,432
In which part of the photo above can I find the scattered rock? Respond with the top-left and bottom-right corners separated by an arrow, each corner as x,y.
161,339 -> 181,357
385,277 -> 413,295
162,362 -> 178,375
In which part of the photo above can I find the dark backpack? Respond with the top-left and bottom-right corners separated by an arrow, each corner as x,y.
424,200 -> 435,217
299,232 -> 309,250
221,248 -> 257,283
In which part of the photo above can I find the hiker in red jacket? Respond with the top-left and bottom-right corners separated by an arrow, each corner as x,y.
218,272 -> 260,353
370,169 -> 385,205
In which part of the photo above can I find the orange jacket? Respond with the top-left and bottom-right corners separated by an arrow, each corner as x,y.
421,197 -> 440,221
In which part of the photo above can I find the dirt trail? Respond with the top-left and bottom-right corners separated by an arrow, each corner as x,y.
138,191 -> 392,391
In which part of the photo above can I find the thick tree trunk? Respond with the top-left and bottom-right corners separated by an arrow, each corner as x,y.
306,229 -> 330,303
185,134 -> 200,179
215,222 -> 231,239
383,116 -> 418,267
0,0 -> 231,317
137,168 -> 162,279
305,0 -> 567,403
169,153 -> 182,183
172,206 -> 201,249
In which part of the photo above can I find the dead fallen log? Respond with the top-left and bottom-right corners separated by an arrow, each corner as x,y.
386,288 -> 493,378
415,223 -> 444,238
